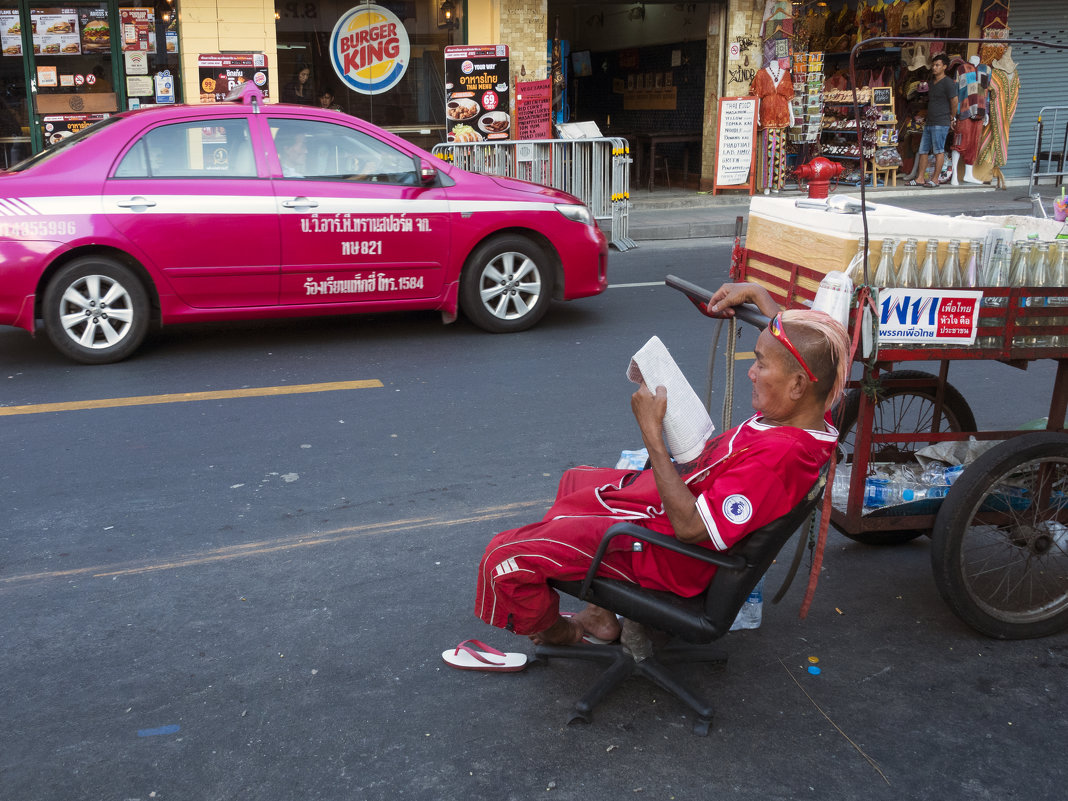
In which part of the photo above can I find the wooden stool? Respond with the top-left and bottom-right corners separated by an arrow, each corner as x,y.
869,162 -> 897,187
651,155 -> 671,190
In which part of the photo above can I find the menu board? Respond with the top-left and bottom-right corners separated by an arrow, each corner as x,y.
32,8 -> 81,56
444,45 -> 509,143
1,10 -> 23,56
515,79 -> 551,140
712,96 -> 758,194
197,53 -> 269,103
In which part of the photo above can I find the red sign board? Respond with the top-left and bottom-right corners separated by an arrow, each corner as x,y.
515,79 -> 551,140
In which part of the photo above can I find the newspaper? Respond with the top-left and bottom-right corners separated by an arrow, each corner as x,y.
627,336 -> 715,463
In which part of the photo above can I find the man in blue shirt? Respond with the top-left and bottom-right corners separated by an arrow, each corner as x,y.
903,53 -> 959,187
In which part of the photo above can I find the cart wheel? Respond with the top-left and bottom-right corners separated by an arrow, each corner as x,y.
833,370 -> 977,546
931,431 -> 1068,639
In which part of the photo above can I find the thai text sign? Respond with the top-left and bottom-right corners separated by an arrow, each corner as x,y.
878,289 -> 983,344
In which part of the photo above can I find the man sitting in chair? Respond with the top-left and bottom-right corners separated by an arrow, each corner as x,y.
475,282 -> 850,646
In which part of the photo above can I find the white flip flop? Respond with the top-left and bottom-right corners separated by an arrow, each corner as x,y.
441,639 -> 527,672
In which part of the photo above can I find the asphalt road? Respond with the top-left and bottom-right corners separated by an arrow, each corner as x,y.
1,240 -> 1066,801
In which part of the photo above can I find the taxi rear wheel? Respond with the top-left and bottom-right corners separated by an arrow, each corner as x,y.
460,235 -> 554,333
43,257 -> 150,365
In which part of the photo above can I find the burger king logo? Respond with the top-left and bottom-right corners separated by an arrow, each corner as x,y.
330,4 -> 409,96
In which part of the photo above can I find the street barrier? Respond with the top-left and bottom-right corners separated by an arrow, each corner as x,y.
1028,106 -> 1068,196
432,137 -> 636,251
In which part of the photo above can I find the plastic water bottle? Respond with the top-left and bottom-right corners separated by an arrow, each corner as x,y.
920,464 -> 965,487
864,476 -> 948,508
730,577 -> 764,631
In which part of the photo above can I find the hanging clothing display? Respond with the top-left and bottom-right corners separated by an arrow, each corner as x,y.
974,48 -> 1020,183
750,65 -> 793,192
758,128 -> 790,192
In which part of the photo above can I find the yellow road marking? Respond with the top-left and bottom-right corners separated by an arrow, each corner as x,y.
0,498 -> 552,588
0,379 -> 384,417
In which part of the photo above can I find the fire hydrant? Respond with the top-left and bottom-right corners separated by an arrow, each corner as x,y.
795,157 -> 844,199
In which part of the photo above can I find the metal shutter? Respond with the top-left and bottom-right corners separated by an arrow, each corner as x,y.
1003,1 -> 1068,179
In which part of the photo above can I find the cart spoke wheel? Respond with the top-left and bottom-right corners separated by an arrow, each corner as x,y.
932,432 -> 1068,639
832,370 -> 976,546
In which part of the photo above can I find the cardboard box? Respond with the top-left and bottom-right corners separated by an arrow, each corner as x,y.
743,196 -> 996,304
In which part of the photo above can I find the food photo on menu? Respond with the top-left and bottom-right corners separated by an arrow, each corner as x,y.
80,18 -> 109,53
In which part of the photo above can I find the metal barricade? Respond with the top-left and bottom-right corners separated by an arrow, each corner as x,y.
432,137 -> 636,251
1028,106 -> 1068,194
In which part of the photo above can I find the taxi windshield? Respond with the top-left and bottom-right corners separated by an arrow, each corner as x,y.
6,116 -> 124,173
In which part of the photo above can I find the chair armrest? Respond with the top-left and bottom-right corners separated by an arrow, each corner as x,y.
580,522 -> 747,599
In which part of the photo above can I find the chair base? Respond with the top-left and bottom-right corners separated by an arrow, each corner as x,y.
531,639 -> 728,736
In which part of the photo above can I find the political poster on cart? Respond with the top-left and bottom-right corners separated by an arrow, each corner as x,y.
877,289 -> 983,345
445,45 -> 509,143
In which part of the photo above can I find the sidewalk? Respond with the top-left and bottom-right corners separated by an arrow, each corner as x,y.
624,178 -> 1049,241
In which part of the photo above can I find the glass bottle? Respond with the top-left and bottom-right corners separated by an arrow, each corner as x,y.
941,240 -> 963,288
965,239 -> 983,288
897,238 -> 919,289
1008,240 -> 1033,288
979,240 -> 1011,347
918,239 -> 940,287
873,237 -> 897,287
1050,241 -> 1068,347
1017,243 -> 1050,346
846,238 -> 870,287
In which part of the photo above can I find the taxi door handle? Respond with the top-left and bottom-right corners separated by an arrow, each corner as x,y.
116,196 -> 157,209
282,197 -> 318,209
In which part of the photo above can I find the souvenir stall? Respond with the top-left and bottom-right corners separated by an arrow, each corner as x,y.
764,0 -> 989,188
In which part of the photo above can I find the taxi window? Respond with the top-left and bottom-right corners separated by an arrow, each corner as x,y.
269,118 -> 417,185
114,120 -> 257,179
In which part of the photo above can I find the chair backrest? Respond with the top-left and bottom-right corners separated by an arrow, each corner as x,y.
701,472 -> 827,637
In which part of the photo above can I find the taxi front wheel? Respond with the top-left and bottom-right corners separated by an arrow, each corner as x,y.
43,257 -> 150,364
460,235 -> 554,333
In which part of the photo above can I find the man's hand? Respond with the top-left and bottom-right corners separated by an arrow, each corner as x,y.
707,282 -> 781,319
630,382 -> 709,544
631,382 -> 668,450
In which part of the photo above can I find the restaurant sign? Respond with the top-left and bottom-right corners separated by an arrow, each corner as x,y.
330,4 -> 409,96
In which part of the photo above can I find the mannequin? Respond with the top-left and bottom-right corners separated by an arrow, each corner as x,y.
750,61 -> 795,193
974,46 -> 1019,190
950,55 -> 990,185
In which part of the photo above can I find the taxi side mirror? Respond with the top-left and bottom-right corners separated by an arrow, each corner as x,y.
419,161 -> 438,185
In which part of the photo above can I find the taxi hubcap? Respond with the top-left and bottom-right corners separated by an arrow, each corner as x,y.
479,251 -> 541,320
59,275 -> 135,349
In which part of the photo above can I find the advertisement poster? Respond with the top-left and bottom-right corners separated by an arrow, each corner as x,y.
119,7 -> 154,53
79,8 -> 109,54
444,45 -> 509,142
197,53 -> 269,103
515,79 -> 551,140
877,289 -> 983,345
42,112 -> 109,146
33,8 -> 81,56
329,4 -> 409,96
1,10 -> 23,56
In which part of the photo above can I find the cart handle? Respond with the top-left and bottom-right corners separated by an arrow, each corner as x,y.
664,275 -> 771,331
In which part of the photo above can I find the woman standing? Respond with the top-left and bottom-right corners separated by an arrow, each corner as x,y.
282,66 -> 315,105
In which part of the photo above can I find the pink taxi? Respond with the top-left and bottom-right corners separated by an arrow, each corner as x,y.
0,86 -> 608,364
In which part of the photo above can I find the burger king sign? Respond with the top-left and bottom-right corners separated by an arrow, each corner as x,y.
330,4 -> 410,96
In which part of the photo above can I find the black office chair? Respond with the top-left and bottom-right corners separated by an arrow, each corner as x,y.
532,471 -> 826,735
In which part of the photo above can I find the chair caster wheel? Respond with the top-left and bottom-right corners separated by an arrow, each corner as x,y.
567,710 -> 592,726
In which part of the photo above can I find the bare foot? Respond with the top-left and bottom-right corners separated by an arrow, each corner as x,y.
573,604 -> 622,642
529,615 -> 584,646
